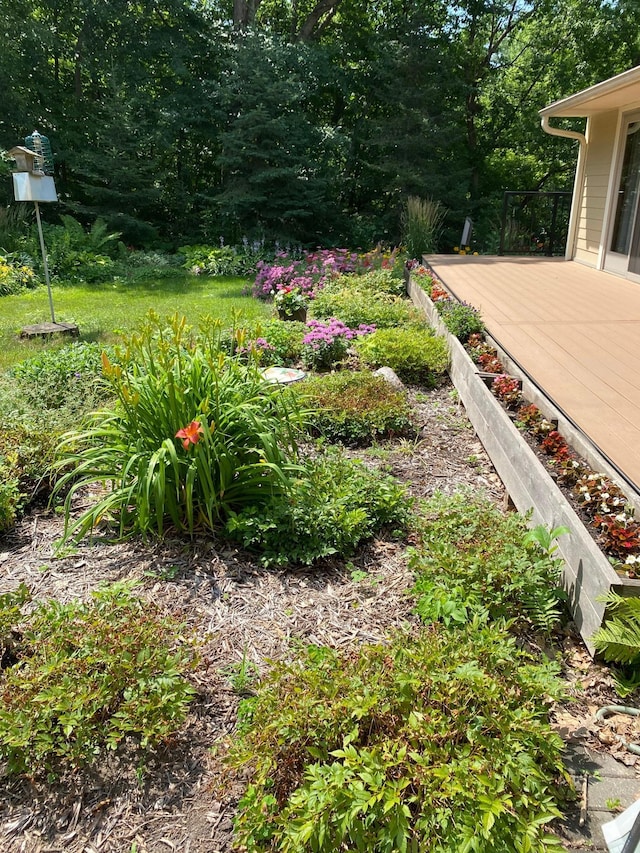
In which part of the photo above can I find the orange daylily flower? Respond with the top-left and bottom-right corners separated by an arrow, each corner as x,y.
175,420 -> 204,450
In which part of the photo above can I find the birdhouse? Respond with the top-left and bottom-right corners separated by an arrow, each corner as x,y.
8,145 -> 42,174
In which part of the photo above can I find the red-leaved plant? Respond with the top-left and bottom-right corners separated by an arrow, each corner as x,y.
491,374 -> 521,408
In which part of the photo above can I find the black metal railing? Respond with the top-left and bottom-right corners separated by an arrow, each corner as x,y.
499,191 -> 572,256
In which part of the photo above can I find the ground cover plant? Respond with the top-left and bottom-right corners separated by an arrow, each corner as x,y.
229,623 -> 568,853
298,371 -> 414,445
0,581 -> 195,776
410,491 -> 567,632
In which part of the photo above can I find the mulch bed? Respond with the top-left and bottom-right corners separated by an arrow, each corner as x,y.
0,381 -> 632,852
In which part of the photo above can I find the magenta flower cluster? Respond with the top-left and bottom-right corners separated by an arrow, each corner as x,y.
302,318 -> 375,370
252,248 -> 359,301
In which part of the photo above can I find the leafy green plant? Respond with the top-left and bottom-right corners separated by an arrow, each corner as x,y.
225,449 -> 411,565
592,593 -> 640,696
411,492 -> 567,632
338,268 -> 406,297
256,319 -> 306,365
229,624 -> 568,853
435,300 -> 484,342
10,341 -> 113,410
310,284 -> 421,329
355,327 -> 449,385
53,313 -> 302,541
0,465 -> 21,533
0,253 -> 38,295
402,195 -> 446,259
0,583 -> 30,666
297,371 -> 414,445
0,581 -> 195,775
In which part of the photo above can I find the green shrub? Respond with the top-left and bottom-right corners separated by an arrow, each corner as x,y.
355,327 -> 449,385
298,371 -> 414,445
410,491 -> 567,632
41,216 -> 121,283
0,584 -> 30,664
10,341 -> 113,410
179,243 -> 269,277
0,466 -> 21,534
436,300 -> 484,342
53,313 -> 302,541
310,286 -> 421,329
0,581 -> 195,775
225,449 -> 411,565
334,268 -> 406,297
229,624 -> 567,853
0,424 -> 61,511
0,253 -> 38,295
257,319 -> 306,365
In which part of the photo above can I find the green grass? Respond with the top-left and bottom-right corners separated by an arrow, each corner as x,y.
0,276 -> 269,371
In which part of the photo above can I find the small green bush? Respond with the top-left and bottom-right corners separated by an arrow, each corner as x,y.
0,253 -> 38,295
0,582 -> 195,775
225,449 -> 411,565
0,424 -> 60,511
436,300 -> 484,342
335,268 -> 406,297
0,466 -> 21,534
53,313 -> 302,541
10,341 -> 113,410
355,327 -> 449,385
257,319 -> 306,365
298,371 -> 414,445
310,286 -> 421,329
230,624 -> 567,853
410,491 -> 567,632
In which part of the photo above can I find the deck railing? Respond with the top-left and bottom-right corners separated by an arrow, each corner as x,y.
498,191 -> 571,256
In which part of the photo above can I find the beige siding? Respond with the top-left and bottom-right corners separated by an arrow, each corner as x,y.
574,111 -> 618,265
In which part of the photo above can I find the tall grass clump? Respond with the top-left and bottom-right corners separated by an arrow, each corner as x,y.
53,312 -> 303,541
402,195 -> 445,260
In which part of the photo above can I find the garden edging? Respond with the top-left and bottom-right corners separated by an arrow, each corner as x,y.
408,276 -> 633,652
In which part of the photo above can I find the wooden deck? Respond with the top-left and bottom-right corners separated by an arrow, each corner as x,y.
425,255 -> 640,491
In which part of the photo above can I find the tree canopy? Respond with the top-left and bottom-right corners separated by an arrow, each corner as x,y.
1,0 -> 638,248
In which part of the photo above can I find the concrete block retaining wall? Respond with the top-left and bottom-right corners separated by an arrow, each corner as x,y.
408,277 -> 637,652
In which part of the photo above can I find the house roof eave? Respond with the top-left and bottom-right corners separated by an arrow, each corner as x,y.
540,65 -> 640,118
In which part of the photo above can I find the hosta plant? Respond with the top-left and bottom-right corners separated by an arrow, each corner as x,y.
229,624 -> 568,853
53,313 -> 302,541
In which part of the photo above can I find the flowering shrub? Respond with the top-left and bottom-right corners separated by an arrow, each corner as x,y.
491,374 -> 521,408
0,254 -> 38,295
253,261 -> 315,300
302,318 -> 374,371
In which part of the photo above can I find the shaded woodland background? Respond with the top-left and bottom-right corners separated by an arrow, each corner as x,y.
1,0 -> 638,249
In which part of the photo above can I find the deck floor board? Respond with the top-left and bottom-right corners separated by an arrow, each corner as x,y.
426,256 -> 640,488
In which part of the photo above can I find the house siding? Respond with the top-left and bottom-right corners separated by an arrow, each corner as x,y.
574,111 -> 618,266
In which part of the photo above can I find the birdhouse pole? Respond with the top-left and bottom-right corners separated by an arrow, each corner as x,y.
33,200 -> 55,323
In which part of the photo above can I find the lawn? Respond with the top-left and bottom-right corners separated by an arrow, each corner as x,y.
0,275 -> 269,371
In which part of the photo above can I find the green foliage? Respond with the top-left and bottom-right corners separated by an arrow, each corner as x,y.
230,624 -> 568,853
356,328 -> 449,385
0,584 -> 30,663
0,424 -> 61,513
298,371 -> 414,445
311,284 -> 421,329
258,319 -> 306,366
0,466 -> 21,534
53,313 -> 302,541
592,593 -> 640,695
10,341 -> 112,410
410,492 -> 567,632
0,253 -> 38,295
402,195 -> 446,259
0,581 -> 195,776
225,449 -> 410,566
435,301 -> 484,343
345,268 -> 407,297
179,244 -> 268,277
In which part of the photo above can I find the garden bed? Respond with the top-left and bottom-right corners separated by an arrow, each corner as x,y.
408,276 -> 637,651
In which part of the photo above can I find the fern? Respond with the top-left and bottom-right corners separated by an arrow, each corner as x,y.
592,593 -> 640,665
